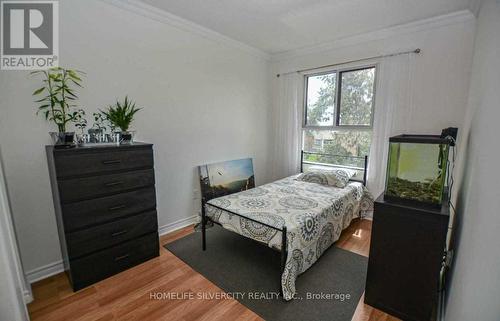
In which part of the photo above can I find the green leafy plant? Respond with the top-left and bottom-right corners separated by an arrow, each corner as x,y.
73,109 -> 87,134
31,67 -> 85,133
101,96 -> 141,132
91,112 -> 109,132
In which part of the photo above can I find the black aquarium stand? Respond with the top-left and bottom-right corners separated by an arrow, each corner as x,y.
46,142 -> 159,291
365,193 -> 449,321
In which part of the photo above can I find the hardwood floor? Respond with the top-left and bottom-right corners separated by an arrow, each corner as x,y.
27,219 -> 399,321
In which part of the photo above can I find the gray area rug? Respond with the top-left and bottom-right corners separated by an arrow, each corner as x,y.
165,225 -> 367,321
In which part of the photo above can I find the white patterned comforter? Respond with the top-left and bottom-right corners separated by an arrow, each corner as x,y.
205,175 -> 373,301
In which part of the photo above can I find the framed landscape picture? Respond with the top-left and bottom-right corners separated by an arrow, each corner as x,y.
198,158 -> 255,202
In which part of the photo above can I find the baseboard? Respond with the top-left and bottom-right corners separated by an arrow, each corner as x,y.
26,260 -> 64,284
25,215 -> 199,284
24,289 -> 33,303
158,215 -> 198,236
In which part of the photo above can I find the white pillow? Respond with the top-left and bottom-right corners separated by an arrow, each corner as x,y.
297,168 -> 357,188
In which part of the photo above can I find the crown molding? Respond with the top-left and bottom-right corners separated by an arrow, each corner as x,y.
99,0 -> 271,61
272,9 -> 476,62
96,1 -> 473,64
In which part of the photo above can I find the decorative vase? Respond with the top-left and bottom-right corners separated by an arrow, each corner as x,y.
49,132 -> 75,146
87,128 -> 104,143
120,131 -> 134,144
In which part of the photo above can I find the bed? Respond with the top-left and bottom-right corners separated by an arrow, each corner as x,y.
200,152 -> 374,301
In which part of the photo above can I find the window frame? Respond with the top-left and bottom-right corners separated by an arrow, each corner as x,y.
303,64 -> 377,131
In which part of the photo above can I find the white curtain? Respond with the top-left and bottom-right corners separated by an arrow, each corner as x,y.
271,72 -> 303,180
367,54 -> 414,197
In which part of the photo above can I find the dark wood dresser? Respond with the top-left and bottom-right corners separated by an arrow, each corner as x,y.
365,194 -> 449,321
46,143 -> 159,291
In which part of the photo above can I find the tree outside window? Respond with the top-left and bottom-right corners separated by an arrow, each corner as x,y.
303,66 -> 375,168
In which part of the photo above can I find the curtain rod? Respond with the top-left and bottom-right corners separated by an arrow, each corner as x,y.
276,48 -> 421,77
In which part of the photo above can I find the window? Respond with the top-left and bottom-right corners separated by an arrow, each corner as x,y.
313,139 -> 323,151
323,139 -> 334,148
303,66 -> 376,167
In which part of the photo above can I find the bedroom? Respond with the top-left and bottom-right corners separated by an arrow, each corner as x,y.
0,0 -> 499,320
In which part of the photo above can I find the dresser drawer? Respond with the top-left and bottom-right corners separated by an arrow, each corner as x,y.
69,232 -> 159,290
58,169 -> 155,203
54,147 -> 153,178
61,187 -> 156,231
66,211 -> 158,259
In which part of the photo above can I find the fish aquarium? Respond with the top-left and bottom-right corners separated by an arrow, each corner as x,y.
385,135 -> 452,207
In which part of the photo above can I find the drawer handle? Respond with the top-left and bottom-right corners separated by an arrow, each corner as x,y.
114,254 -> 130,262
108,205 -> 126,211
111,230 -> 128,237
102,159 -> 122,165
105,181 -> 123,187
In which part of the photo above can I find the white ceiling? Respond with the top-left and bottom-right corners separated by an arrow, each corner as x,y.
140,0 -> 472,54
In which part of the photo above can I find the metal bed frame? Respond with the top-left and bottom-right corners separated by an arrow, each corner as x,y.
200,151 -> 368,291
300,151 -> 368,186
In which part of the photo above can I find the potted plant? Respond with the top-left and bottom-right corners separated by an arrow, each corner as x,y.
86,112 -> 107,143
31,67 -> 85,146
74,109 -> 87,134
73,109 -> 88,145
101,96 -> 141,144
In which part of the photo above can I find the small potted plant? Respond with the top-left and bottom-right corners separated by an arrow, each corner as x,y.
101,96 -> 141,144
87,112 -> 109,143
31,67 -> 85,146
73,109 -> 88,145
74,109 -> 87,133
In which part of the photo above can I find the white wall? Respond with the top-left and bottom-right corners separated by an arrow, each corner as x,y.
0,0 -> 271,277
445,0 -> 500,320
